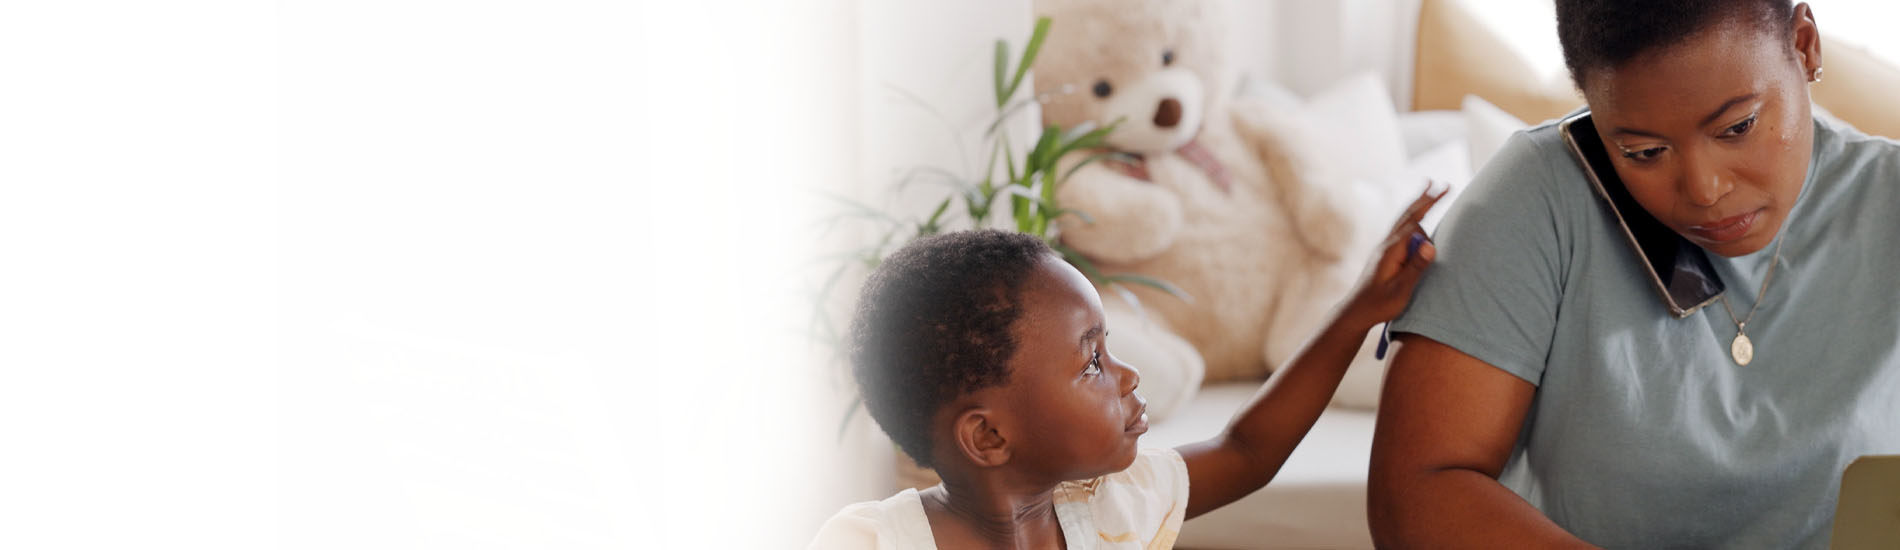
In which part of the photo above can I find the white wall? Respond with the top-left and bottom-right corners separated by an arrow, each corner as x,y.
21,0 -> 883,547
1806,0 -> 1900,65
1262,0 -> 1422,109
810,0 -> 1040,522
851,1 -> 1041,223
291,1 -> 856,549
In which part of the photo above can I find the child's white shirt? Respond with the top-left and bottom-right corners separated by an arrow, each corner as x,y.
808,447 -> 1189,549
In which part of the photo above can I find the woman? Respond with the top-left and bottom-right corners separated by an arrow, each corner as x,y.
1368,1 -> 1900,548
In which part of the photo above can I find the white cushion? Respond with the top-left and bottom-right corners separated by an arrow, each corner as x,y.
1299,72 -> 1410,186
1141,382 -> 1377,549
1462,94 -> 1529,175
1235,73 -> 1306,115
1397,109 -> 1466,160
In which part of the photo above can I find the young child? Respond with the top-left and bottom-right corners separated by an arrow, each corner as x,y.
813,186 -> 1447,549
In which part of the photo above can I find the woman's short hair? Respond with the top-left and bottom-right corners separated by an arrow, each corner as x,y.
1556,0 -> 1796,90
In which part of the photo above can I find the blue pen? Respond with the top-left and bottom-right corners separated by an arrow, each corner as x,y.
1376,233 -> 1428,360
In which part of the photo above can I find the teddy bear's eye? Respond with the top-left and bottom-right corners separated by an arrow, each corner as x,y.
1162,49 -> 1175,66
1092,80 -> 1112,98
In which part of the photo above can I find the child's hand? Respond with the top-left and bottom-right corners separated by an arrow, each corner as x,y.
1340,183 -> 1449,330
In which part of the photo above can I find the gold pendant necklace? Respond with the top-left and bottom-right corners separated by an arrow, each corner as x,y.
1719,236 -> 1785,366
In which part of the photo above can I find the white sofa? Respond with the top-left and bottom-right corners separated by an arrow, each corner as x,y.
1145,383 -> 1379,549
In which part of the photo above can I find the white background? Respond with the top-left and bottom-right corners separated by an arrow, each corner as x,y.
5,0 -> 852,548
4,1 -> 1895,549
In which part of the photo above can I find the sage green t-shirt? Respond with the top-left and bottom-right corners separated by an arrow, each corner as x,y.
1392,115 -> 1900,549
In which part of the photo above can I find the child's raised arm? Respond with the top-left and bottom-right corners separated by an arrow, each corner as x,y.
1174,183 -> 1447,519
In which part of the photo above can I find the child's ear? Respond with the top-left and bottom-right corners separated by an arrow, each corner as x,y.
952,408 -> 1011,468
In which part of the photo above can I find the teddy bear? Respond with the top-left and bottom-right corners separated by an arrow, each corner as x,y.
1032,0 -> 1368,419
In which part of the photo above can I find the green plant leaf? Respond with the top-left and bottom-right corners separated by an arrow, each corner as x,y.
1050,244 -> 1191,307
882,82 -> 970,173
916,197 -> 953,236
993,39 -> 1009,107
982,136 -> 1002,186
984,96 -> 1045,137
895,166 -> 974,196
1058,120 -> 1102,144
962,184 -> 990,225
1059,151 -> 1137,184
837,397 -> 863,443
861,224 -> 906,269
1109,283 -> 1148,319
1029,124 -> 1062,174
969,197 -> 996,227
1013,192 -> 1033,233
1040,164 -> 1059,204
1053,120 -> 1118,161
993,181 -> 1035,198
819,192 -> 901,223
814,192 -> 904,239
1051,207 -> 1095,225
1002,133 -> 1020,183
1002,17 -> 1053,108
1104,274 -> 1193,303
1051,242 -> 1107,282
1031,196 -> 1061,226
814,211 -> 898,241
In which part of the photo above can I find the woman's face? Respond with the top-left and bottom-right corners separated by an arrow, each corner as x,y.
1580,6 -> 1823,258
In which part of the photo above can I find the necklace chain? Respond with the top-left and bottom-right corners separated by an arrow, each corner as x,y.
1719,235 -> 1786,331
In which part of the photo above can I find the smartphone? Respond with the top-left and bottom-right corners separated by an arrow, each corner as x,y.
1559,112 -> 1725,319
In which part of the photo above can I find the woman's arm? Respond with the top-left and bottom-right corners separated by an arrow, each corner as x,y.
1366,334 -> 1596,549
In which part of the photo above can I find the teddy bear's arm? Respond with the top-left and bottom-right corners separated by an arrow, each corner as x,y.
1230,101 -> 1359,261
1051,152 -> 1185,265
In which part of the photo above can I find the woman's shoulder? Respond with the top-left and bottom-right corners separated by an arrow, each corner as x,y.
1488,117 -> 1595,192
1447,118 -> 1601,233
1809,117 -> 1900,216
1816,116 -> 1900,175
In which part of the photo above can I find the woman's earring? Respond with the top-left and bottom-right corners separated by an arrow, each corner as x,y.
1810,67 -> 1824,83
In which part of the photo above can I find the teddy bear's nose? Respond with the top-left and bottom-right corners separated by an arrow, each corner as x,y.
1153,98 -> 1183,128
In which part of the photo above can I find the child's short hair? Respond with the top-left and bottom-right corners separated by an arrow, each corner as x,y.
848,230 -> 1055,468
